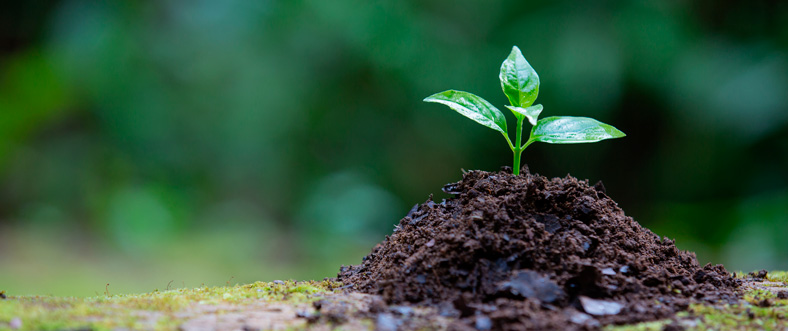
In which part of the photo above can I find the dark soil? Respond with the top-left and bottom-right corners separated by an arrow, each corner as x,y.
338,167 -> 740,330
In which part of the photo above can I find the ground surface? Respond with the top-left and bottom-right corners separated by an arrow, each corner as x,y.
0,274 -> 786,330
2,170 -> 782,330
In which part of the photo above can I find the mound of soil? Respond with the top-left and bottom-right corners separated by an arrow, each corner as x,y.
338,168 -> 740,330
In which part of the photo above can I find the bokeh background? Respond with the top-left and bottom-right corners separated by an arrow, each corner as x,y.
1,1 -> 787,297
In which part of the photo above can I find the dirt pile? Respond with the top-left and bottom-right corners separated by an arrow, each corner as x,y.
338,168 -> 740,329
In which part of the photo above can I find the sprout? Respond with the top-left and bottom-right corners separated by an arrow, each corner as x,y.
424,46 -> 625,175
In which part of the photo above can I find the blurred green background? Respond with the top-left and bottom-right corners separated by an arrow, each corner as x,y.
1,1 -> 787,297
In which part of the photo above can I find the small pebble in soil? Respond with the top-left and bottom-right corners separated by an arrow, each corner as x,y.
415,275 -> 427,284
579,296 -> 623,316
475,315 -> 493,330
376,313 -> 399,331
568,311 -> 600,328
390,306 -> 413,316
272,280 -> 285,285
468,210 -> 483,221
497,270 -> 565,303
295,310 -> 320,323
438,302 -> 460,318
601,268 -> 616,275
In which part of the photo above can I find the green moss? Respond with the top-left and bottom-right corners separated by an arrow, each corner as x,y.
0,280 -> 338,331
608,278 -> 788,331
604,319 -> 673,331
732,270 -> 788,283
767,271 -> 788,283
687,300 -> 788,330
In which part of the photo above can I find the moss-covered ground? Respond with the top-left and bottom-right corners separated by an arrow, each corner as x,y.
0,280 -> 339,331
610,271 -> 788,331
1,273 -> 786,330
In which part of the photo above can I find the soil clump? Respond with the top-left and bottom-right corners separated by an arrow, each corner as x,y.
338,168 -> 740,330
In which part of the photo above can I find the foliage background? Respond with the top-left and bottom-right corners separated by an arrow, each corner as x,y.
1,0 -> 787,296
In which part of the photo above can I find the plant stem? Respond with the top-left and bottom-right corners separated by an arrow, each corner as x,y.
513,116 -> 524,175
502,132 -> 515,151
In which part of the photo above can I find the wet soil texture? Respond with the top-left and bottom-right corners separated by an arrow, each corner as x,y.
338,168 -> 740,330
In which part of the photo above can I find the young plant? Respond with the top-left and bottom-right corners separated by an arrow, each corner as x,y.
424,46 -> 625,175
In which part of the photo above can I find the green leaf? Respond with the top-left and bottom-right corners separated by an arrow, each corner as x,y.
506,104 -> 543,126
499,46 -> 540,108
529,116 -> 626,144
424,90 -> 508,133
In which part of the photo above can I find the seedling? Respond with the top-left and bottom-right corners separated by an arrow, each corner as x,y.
424,46 -> 625,175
